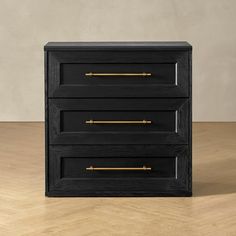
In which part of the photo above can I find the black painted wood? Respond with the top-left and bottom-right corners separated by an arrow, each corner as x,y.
49,98 -> 189,145
44,41 -> 192,51
48,145 -> 191,196
45,42 -> 192,197
48,50 -> 189,98
61,63 -> 176,85
45,50 -> 49,194
62,157 -> 176,179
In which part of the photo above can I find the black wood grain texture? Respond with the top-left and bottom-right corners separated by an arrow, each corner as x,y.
44,50 -> 49,194
45,42 -> 192,197
188,49 -> 192,193
49,98 -> 189,145
48,50 -> 189,98
47,145 -> 191,197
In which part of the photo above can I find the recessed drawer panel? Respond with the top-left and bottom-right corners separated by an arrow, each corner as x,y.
61,63 -> 176,85
62,157 -> 176,179
49,98 -> 189,145
61,111 -> 175,133
48,50 -> 189,97
48,145 -> 191,196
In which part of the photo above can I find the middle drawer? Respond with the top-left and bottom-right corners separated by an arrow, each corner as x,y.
49,99 -> 189,145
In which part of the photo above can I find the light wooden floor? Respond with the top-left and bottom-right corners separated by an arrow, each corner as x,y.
0,123 -> 236,236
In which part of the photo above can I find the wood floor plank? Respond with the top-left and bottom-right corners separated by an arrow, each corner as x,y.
0,122 -> 235,236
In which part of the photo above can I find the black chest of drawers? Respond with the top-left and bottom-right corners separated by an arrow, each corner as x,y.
44,42 -> 192,197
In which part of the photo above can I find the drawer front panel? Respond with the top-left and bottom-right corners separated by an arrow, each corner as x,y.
48,50 -> 189,97
48,145 -> 191,196
61,111 -> 175,133
61,63 -> 175,85
49,99 -> 189,145
62,157 -> 176,179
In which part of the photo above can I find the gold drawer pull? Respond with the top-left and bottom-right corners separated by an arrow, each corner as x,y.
85,72 -> 151,77
86,166 -> 152,171
85,120 -> 152,124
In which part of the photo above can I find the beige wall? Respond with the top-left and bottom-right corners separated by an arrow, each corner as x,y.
0,0 -> 236,121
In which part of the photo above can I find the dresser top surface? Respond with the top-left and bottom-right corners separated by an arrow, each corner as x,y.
44,41 -> 192,51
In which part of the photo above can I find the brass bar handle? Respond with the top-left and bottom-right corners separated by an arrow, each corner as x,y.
86,166 -> 152,171
85,120 -> 152,124
85,72 -> 151,77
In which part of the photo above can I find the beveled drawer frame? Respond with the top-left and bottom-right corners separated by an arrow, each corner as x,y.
48,50 -> 189,98
49,98 -> 189,145
48,145 -> 191,197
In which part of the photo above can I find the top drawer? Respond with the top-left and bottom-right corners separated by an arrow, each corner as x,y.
46,50 -> 190,98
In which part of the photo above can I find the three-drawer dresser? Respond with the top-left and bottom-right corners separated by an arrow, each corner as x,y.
44,42 -> 192,197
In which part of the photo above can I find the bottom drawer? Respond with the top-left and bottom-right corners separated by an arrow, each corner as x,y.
47,145 -> 191,196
